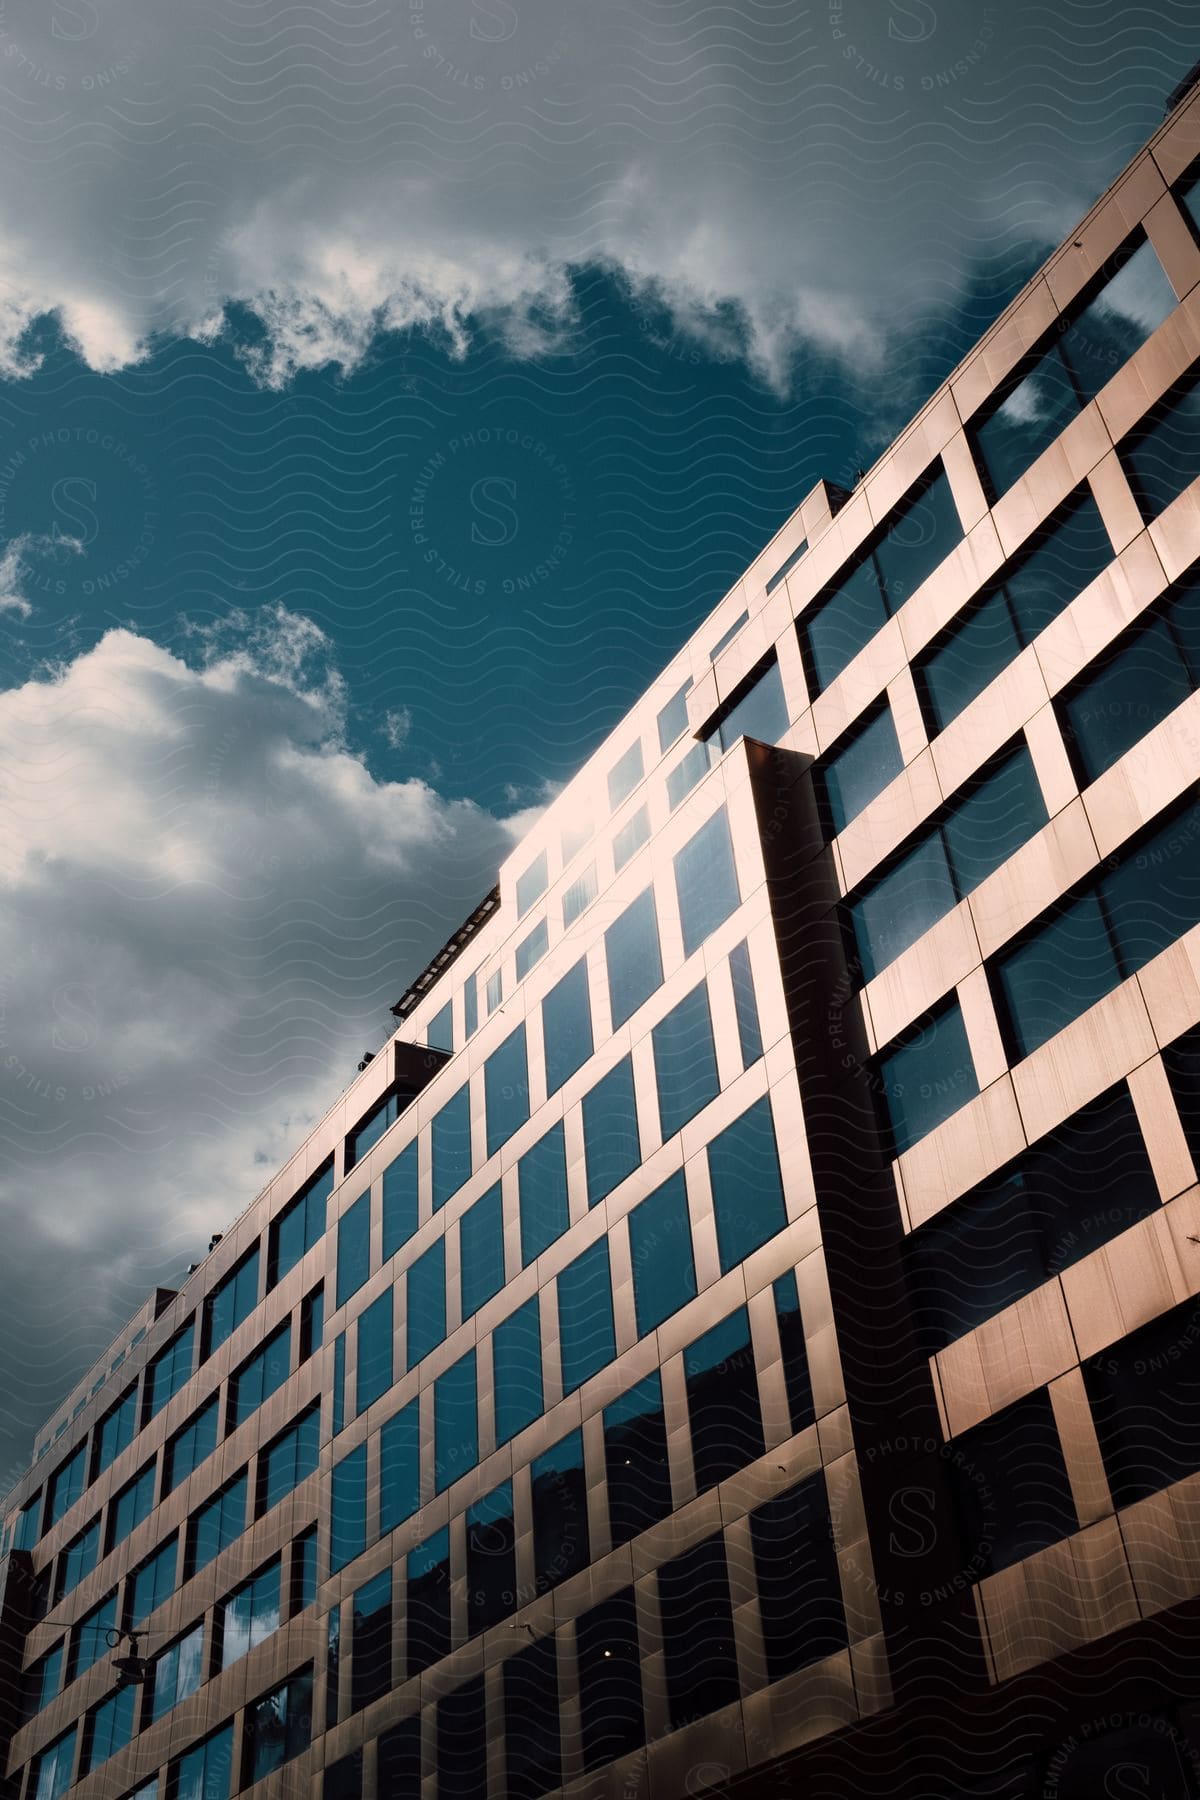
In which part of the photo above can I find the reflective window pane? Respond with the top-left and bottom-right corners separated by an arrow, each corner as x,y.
582,1056 -> 640,1206
558,1239 -> 615,1394
541,959 -> 593,1096
356,1289 -> 393,1414
674,806 -> 740,958
431,1084 -> 472,1211
484,1024 -> 530,1158
460,1183 -> 505,1318
706,1095 -> 788,1273
628,1171 -> 697,1337
493,1297 -> 543,1444
652,981 -> 720,1139
380,1399 -> 420,1535
335,1194 -> 370,1309
717,657 -> 790,751
607,741 -> 644,811
518,1123 -> 570,1266
878,999 -> 979,1153
382,1140 -> 419,1261
605,887 -> 663,1029
406,1238 -> 446,1367
996,891 -> 1121,1060
684,1306 -> 764,1491
821,704 -> 903,833
434,1351 -> 478,1492
604,1374 -> 672,1544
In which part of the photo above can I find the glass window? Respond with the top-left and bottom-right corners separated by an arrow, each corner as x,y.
750,1475 -> 845,1679
72,1592 -> 117,1678
190,1472 -> 246,1576
269,1164 -> 332,1287
666,740 -> 715,810
296,1286 -> 323,1365
149,1622 -> 204,1722
1102,797 -> 1200,975
493,1296 -> 543,1443
657,678 -> 693,753
905,1082 -> 1158,1354
1004,490 -> 1113,641
486,969 -> 503,1014
329,1443 -> 367,1573
877,998 -> 979,1154
323,1750 -> 362,1800
382,1139 -> 419,1261
59,1518 -> 99,1597
336,1194 -> 371,1309
463,968 -> 479,1039
203,1247 -> 260,1358
32,1727 -> 76,1800
144,1320 -> 196,1425
629,1171 -> 697,1337
582,1056 -> 640,1206
729,939 -> 764,1066
427,1000 -> 453,1053
292,1528 -> 318,1615
709,609 -> 750,661
766,537 -> 808,594
605,886 -> 663,1028
505,1637 -> 560,1800
562,860 -> 598,926
996,890 -> 1122,1060
949,1390 -> 1075,1575
171,1723 -> 233,1800
674,804 -> 741,958
1086,1294 -> 1200,1507
684,1306 -> 764,1491
378,1719 -> 421,1797
658,1534 -> 739,1727
942,743 -> 1048,893
773,1272 -> 816,1433
516,849 -> 549,919
460,1183 -> 505,1318
357,1286 -> 395,1415
128,1537 -> 177,1628
562,807 -> 595,865
604,1373 -> 672,1545
1061,579 -> 1200,783
438,1677 -> 487,1800
612,803 -> 650,871
431,1084 -> 472,1210
607,740 -> 644,811
821,703 -> 903,834
219,1559 -> 281,1668
332,1332 -> 346,1437
518,1123 -> 569,1266
434,1350 -> 478,1492
229,1322 -> 291,1430
706,1094 -> 788,1273
93,1385 -> 138,1477
13,1493 -> 41,1552
541,959 -> 593,1096
558,1239 -> 616,1393
466,1482 -> 516,1636
25,1641 -> 63,1718
716,657 -> 790,752
351,1569 -> 391,1712
407,1527 -> 451,1675
1164,1020 -> 1200,1170
326,1606 -> 341,1729
243,1669 -> 313,1782
406,1239 -> 445,1367
380,1398 -> 420,1535
919,583 -> 1022,731
531,1428 -> 589,1595
260,1405 -> 319,1513
516,918 -> 549,979
484,1024 -> 530,1157
576,1590 -> 643,1771
850,833 -> 956,984
652,980 -> 720,1138
1122,370 -> 1200,520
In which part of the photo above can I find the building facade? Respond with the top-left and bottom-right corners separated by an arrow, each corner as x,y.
8,83 -> 1200,1800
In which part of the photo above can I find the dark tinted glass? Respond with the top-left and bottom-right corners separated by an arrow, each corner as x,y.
773,1272 -> 816,1433
604,1374 -> 672,1544
270,1163 -> 331,1286
505,1637 -> 560,1800
346,1089 -> 399,1170
382,1140 -> 419,1260
1062,611 -> 1192,784
531,1429 -> 589,1594
558,1239 -> 615,1393
612,804 -> 650,871
518,1123 -> 569,1265
541,959 -> 594,1096
920,585 -> 1022,731
878,1000 -> 979,1153
803,554 -> 889,693
380,1398 -> 420,1535
516,849 -> 548,917
144,1321 -> 195,1423
996,891 -> 1121,1060
717,657 -> 790,751
1085,1295 -> 1200,1507
872,464 -> 962,611
190,1473 -> 246,1576
582,1056 -> 640,1205
260,1405 -> 319,1512
657,679 -> 692,752
666,740 -> 714,811
493,1298 -> 543,1443
407,1239 -> 446,1367
821,704 -> 903,833
377,1718 -> 421,1800
943,745 -> 1048,894
1123,372 -> 1200,519
484,1024 -> 530,1158
1164,1021 -> 1200,1170
243,1669 -> 313,1780
431,1084 -> 472,1211
576,1589 -> 643,1770
356,1288 -> 392,1413
516,919 -> 550,978
351,1569 -> 391,1712
628,1171 -> 696,1336
94,1386 -> 138,1476
48,1446 -> 86,1529
850,833 -> 956,983
407,1528 -> 451,1675
729,939 -> 764,1065
230,1322 -> 291,1430
108,1462 -> 155,1550
427,1000 -> 453,1052
706,1095 -> 788,1272
652,981 -> 720,1139
1101,798 -> 1200,975
607,741 -> 644,810
658,1534 -> 739,1727
466,1482 -> 516,1636
684,1307 -> 764,1491
949,1389 -> 1075,1575
335,1194 -> 371,1309
973,351 -> 1081,499
460,1183 -> 505,1317
674,806 -> 741,956
329,1444 -> 366,1573
750,1474 -> 846,1679
434,1351 -> 477,1492
1004,492 -> 1113,641
437,1677 -> 487,1800
605,887 -> 663,1029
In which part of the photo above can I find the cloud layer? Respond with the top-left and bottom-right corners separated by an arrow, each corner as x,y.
0,609 -> 523,1482
0,0 -> 1194,389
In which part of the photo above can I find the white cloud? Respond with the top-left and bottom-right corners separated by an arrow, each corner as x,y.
382,706 -> 413,751
0,0 -> 1181,393
0,610 -> 526,1481
0,532 -> 83,617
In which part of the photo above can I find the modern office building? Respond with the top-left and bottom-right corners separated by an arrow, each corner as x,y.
10,80 -> 1200,1800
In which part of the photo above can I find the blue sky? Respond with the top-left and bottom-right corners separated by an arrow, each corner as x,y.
0,0 -> 1197,1479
